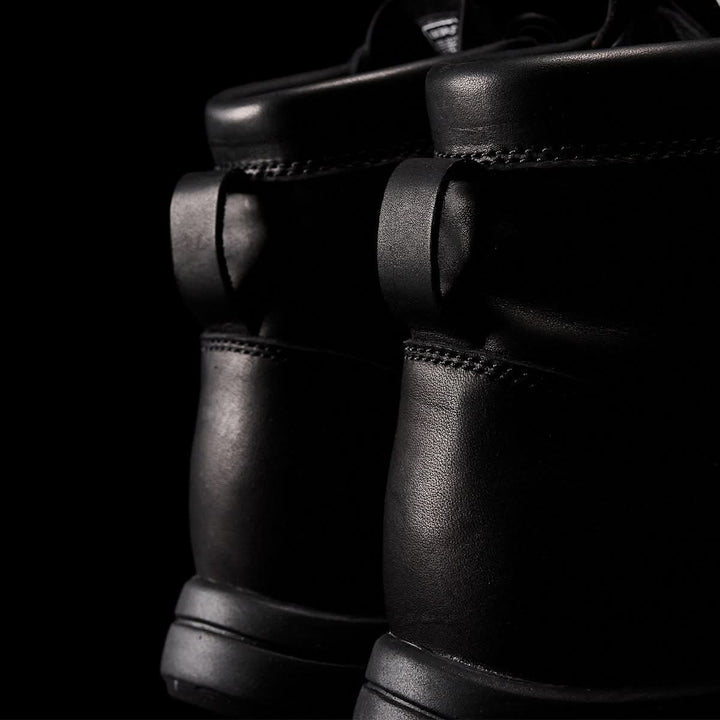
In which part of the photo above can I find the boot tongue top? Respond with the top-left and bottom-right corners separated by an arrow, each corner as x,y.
412,0 -> 462,54
351,0 -> 611,72
350,0 -> 462,72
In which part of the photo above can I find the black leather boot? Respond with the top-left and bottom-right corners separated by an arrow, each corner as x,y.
159,2 -> 606,716
356,5 -> 720,718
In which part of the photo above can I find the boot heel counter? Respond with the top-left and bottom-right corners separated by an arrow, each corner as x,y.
190,332 -> 397,615
385,340 -> 720,685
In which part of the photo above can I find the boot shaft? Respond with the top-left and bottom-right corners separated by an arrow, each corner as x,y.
379,37 -> 720,687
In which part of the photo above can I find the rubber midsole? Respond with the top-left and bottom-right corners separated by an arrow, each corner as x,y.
173,575 -> 385,664
357,634 -> 720,719
162,620 -> 365,716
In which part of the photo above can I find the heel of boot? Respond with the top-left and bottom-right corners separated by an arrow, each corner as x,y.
161,577 -> 385,718
354,634 -> 720,719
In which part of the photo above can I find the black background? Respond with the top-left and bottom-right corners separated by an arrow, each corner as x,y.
11,4 -> 379,718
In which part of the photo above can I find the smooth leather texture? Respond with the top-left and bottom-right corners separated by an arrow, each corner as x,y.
171,171 -> 267,325
427,39 -> 720,163
377,157 -> 465,326
190,331 -> 396,614
376,32 -> 720,705
207,60 -> 433,174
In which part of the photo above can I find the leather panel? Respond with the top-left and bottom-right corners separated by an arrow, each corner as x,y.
385,342 -> 720,686
427,39 -> 720,164
190,333 -> 398,615
206,37 -> 599,176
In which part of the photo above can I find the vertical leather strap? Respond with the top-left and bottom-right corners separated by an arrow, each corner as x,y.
171,170 -> 234,324
377,157 -> 467,326
170,170 -> 268,326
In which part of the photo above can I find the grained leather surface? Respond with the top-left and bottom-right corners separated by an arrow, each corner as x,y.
427,39 -> 720,163
380,35 -> 720,691
191,331 -> 397,615
385,341 -> 720,686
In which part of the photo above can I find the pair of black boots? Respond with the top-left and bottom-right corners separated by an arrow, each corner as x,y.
161,2 -> 720,717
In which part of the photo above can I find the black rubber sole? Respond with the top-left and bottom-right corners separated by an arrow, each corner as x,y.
161,577 -> 385,718
354,634 -> 720,719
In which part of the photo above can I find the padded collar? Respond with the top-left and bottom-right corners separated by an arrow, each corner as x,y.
206,57 -> 437,178
205,37 -> 594,179
426,39 -> 720,166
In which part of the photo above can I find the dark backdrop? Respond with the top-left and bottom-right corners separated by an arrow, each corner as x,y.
11,5 -> 379,718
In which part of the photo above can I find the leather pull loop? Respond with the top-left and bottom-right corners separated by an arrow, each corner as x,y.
171,170 -> 234,324
378,157 -> 468,326
171,170 -> 268,326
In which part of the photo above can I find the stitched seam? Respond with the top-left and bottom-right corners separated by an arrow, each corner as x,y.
201,335 -> 391,371
436,137 -> 720,166
202,338 -> 286,362
405,343 -> 539,386
214,143 -> 432,178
